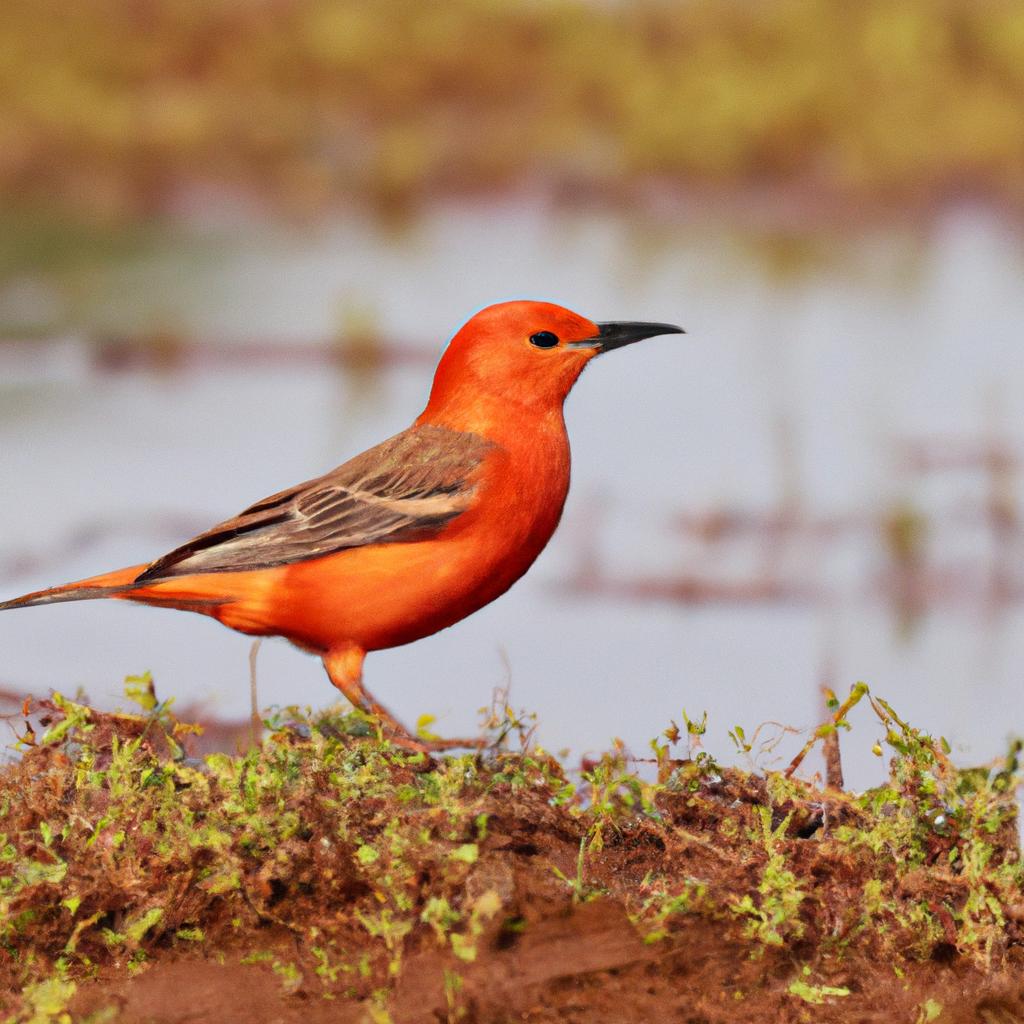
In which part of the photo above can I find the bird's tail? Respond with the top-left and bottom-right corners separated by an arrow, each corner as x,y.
0,565 -> 149,611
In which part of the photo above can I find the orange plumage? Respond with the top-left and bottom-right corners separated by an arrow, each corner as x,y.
1,301 -> 683,748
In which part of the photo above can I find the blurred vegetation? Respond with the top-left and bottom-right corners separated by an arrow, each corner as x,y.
2,0 -> 1024,223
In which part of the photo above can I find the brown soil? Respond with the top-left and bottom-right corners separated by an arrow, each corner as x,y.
68,915 -> 1024,1024
64,855 -> 1024,1024
60,796 -> 1024,1022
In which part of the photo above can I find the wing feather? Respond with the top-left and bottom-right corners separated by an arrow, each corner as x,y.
134,424 -> 493,581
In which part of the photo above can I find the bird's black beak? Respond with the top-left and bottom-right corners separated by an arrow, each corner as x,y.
568,321 -> 685,353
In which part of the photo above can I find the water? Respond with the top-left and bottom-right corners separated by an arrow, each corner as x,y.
1,199 -> 1023,788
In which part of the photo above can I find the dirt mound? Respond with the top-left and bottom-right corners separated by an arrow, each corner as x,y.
2,687 -> 1022,1022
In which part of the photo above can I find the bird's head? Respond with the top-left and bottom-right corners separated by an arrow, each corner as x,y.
422,300 -> 684,424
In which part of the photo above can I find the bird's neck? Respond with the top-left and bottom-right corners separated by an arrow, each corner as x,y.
417,386 -> 568,450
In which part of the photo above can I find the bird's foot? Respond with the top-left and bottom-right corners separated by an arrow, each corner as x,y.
320,660 -> 488,755
382,731 -> 487,754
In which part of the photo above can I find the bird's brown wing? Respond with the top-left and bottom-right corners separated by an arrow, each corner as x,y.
134,424 -> 494,581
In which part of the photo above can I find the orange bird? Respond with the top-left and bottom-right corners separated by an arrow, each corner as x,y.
1,301 -> 683,748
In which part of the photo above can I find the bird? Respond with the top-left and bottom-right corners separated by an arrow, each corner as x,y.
1,301 -> 683,749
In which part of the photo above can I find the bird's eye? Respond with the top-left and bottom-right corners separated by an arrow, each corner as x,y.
529,331 -> 559,349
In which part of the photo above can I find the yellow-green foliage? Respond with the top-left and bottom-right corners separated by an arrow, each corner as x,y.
1,0 -> 1023,219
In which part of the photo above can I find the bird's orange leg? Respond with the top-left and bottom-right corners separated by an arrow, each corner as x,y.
322,645 -> 482,753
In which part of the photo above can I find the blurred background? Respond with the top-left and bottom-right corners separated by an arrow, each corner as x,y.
2,0 -> 1024,785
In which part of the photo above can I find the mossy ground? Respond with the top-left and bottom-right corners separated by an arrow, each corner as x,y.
1,679 -> 1023,1023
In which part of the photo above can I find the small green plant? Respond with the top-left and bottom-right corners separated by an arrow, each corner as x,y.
730,807 -> 806,947
634,874 -> 708,943
788,977 -> 850,1005
551,837 -> 601,905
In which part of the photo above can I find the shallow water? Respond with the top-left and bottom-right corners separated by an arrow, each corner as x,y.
1,200 -> 1023,787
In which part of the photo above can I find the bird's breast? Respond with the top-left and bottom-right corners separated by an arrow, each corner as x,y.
462,414 -> 572,560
